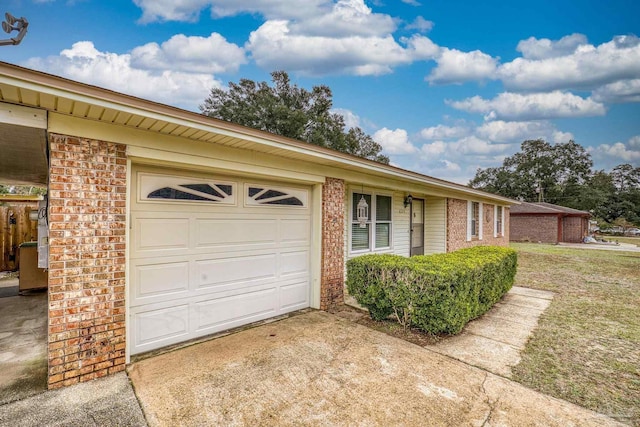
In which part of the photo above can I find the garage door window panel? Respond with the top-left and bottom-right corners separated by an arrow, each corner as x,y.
140,173 -> 236,205
246,185 -> 308,207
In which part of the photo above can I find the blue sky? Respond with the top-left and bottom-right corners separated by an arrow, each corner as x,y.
2,0 -> 639,184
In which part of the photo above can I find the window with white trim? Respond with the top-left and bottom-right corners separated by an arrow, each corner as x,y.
351,192 -> 392,252
467,201 -> 483,241
471,202 -> 480,238
495,205 -> 504,237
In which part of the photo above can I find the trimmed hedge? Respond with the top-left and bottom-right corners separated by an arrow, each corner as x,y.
346,246 -> 517,334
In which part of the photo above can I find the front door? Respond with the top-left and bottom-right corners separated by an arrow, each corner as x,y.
410,198 -> 424,256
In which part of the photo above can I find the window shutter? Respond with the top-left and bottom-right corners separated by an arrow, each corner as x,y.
479,202 -> 483,240
467,201 -> 472,241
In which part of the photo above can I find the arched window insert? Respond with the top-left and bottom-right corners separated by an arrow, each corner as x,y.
246,186 -> 307,207
147,183 -> 234,203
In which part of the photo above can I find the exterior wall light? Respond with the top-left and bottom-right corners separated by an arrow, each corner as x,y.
404,194 -> 413,208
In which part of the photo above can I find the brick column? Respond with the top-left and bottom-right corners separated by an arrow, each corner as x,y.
47,134 -> 127,388
446,198 -> 469,252
320,177 -> 345,310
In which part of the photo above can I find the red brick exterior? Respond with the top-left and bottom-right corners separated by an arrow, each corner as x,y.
47,134 -> 127,389
510,213 -> 588,244
320,177 -> 345,310
446,198 -> 510,252
510,215 -> 559,243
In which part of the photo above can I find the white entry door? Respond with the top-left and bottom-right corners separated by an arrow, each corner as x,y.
129,167 -> 312,354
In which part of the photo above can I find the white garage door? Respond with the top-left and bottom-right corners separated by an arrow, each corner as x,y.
129,168 -> 312,355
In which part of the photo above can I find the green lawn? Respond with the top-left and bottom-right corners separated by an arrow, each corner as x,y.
614,236 -> 640,247
511,243 -> 640,426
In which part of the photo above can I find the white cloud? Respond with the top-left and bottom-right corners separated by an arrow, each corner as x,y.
592,79 -> 640,103
427,48 -> 498,85
373,127 -> 418,154
404,35 -> 440,60
592,142 -> 640,163
516,33 -> 588,60
405,16 -> 433,32
475,120 -> 560,143
420,135 -> 510,161
130,33 -> 246,74
332,108 -> 361,129
551,130 -> 575,144
133,0 -> 211,22
499,35 -> 640,91
420,124 -> 470,140
133,0 -> 326,22
409,119 -> 578,184
246,20 -> 423,76
416,136 -> 514,184
448,91 -> 606,121
288,0 -> 397,37
134,0 -> 439,76
401,0 -> 421,5
420,140 -> 447,156
440,159 -> 461,172
24,41 -> 221,110
450,135 -> 511,155
588,136 -> 640,170
209,0 -> 328,19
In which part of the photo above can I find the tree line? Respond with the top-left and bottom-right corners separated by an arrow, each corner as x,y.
469,139 -> 640,227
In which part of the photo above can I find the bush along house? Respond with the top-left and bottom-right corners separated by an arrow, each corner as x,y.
0,61 -> 517,388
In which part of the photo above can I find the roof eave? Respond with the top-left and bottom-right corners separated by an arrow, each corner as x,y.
0,61 -> 518,205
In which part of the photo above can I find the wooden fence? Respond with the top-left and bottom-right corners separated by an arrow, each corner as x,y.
0,202 -> 39,271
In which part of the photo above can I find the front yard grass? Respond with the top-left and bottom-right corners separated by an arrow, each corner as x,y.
511,243 -> 640,426
614,236 -> 640,247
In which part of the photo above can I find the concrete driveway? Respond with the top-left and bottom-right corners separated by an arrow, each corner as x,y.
129,311 -> 622,427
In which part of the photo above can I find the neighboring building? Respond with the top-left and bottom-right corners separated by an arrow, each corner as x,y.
510,202 -> 590,244
0,62 -> 516,389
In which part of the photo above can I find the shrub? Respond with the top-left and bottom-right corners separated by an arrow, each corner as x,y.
346,246 -> 517,334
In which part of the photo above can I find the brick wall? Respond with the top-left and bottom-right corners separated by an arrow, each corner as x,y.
510,215 -> 558,243
320,177 -> 345,310
446,198 -> 510,252
47,134 -> 127,388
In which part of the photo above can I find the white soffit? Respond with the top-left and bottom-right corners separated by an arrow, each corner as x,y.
0,102 -> 47,129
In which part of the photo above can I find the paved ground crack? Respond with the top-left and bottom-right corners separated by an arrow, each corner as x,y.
480,373 -> 499,427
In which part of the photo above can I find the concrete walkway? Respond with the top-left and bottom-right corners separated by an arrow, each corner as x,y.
425,286 -> 554,377
128,311 -> 622,427
0,372 -> 146,427
0,278 -> 48,405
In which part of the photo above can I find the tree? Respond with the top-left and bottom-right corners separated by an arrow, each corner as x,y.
200,71 -> 389,163
469,141 -> 640,227
469,139 -> 593,204
606,164 -> 640,225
